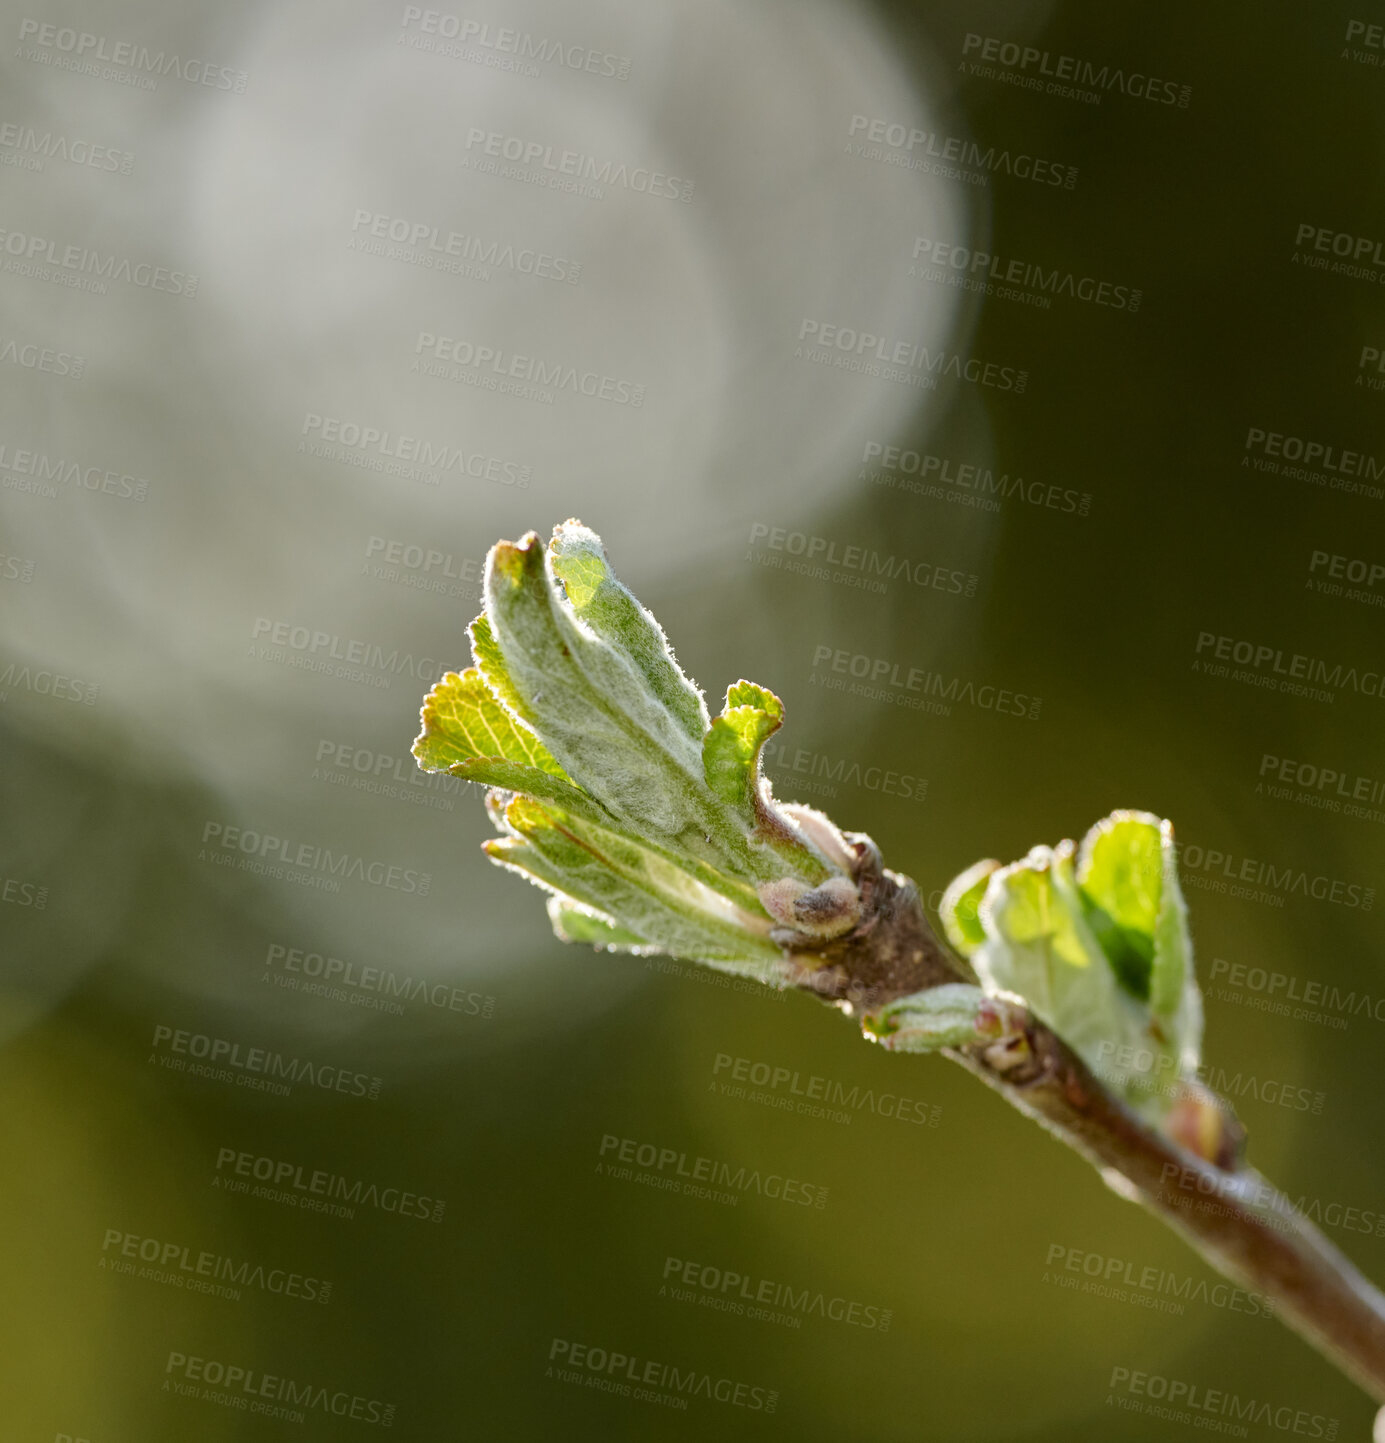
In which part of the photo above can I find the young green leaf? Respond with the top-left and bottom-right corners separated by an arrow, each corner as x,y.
864,983 -> 1005,1052
1074,811 -> 1162,998
703,682 -> 837,884
413,668 -> 567,777
939,859 -> 1001,956
467,614 -> 530,721
1148,820 -> 1201,1066
489,795 -> 784,973
702,683 -> 783,811
545,897 -> 653,953
976,846 -> 1121,1047
1075,812 -> 1201,1068
483,533 -> 764,876
547,520 -> 710,748
414,668 -> 624,826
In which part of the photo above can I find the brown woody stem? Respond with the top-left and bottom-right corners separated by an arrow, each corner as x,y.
788,853 -> 1385,1403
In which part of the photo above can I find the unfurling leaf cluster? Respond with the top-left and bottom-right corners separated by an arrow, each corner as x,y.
938,813 -> 1203,1117
413,521 -> 865,980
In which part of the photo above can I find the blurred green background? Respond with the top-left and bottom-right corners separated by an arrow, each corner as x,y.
2,0 -> 1384,1438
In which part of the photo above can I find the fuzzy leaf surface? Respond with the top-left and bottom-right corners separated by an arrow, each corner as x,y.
490,797 -> 782,973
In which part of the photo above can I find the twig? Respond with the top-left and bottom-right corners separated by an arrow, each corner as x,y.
790,853 -> 1385,1402
413,520 -> 1385,1404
